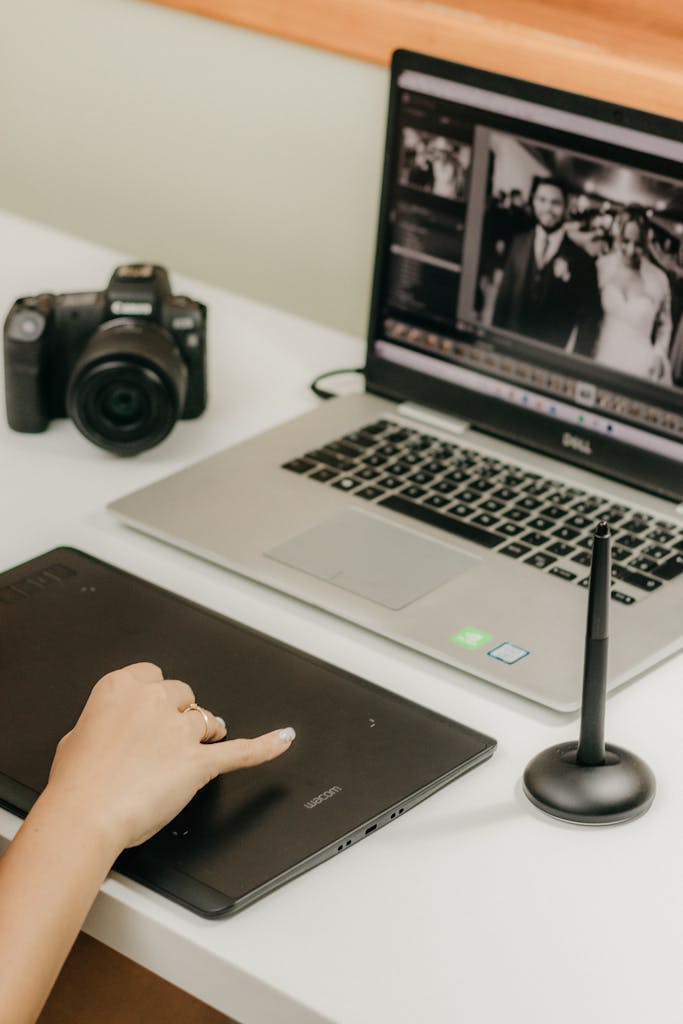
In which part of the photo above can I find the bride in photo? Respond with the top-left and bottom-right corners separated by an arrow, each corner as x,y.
594,209 -> 673,383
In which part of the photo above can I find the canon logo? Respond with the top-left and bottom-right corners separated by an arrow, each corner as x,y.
562,431 -> 593,456
304,786 -> 342,810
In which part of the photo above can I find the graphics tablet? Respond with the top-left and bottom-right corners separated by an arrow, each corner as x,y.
0,548 -> 496,917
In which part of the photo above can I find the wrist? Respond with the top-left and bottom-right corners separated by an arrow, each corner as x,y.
30,785 -> 125,870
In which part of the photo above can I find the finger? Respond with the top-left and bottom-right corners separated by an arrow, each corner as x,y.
183,704 -> 227,743
123,662 -> 164,683
205,727 -> 296,775
162,679 -> 196,710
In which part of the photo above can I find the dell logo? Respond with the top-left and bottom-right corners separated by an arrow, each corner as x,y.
304,785 -> 343,810
562,431 -> 593,456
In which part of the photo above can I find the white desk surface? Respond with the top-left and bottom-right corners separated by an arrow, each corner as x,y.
1,211 -> 681,1023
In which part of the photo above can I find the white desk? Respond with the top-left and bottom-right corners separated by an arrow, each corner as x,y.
1,211 -> 681,1023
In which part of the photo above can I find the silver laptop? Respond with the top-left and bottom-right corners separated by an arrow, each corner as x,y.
110,50 -> 683,711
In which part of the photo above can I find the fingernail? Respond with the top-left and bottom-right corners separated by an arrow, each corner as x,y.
216,716 -> 226,730
278,727 -> 296,744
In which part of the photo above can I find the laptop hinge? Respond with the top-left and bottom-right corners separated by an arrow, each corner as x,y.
396,402 -> 470,436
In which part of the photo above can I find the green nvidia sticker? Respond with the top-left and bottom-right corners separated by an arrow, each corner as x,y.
451,627 -> 492,650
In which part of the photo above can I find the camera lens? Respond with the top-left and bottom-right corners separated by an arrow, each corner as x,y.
66,319 -> 188,455
99,381 -> 149,427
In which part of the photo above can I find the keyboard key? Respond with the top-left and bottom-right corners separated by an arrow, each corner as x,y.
553,525 -> 579,541
449,503 -> 473,517
308,448 -> 353,471
409,470 -> 434,485
481,498 -> 505,513
400,485 -> 427,499
527,516 -> 554,532
457,489 -> 480,503
332,476 -> 359,492
547,541 -> 574,557
499,542 -> 531,559
379,476 -> 402,489
524,552 -> 557,570
621,517 -> 650,533
541,505 -> 565,520
648,529 -> 674,545
361,420 -> 390,435
521,531 -> 548,548
629,556 -> 658,573
310,467 -> 337,482
566,513 -> 592,530
357,466 -> 380,480
492,487 -> 517,501
572,498 -> 602,514
356,486 -> 385,500
343,431 -> 376,448
642,544 -> 669,561
611,590 -> 635,605
518,496 -> 542,510
282,457 -> 317,473
506,507 -> 530,522
625,572 -> 661,592
472,513 -> 500,528
572,551 -> 592,566
611,545 -> 631,564
616,532 -> 643,550
651,554 -> 683,581
424,494 -> 450,509
379,495 -> 503,548
500,522 -> 524,536
329,440 -> 363,458
549,566 -> 577,581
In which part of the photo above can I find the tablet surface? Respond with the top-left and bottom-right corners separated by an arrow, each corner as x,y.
0,548 -> 495,916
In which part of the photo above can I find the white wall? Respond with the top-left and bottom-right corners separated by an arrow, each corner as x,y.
0,0 -> 388,336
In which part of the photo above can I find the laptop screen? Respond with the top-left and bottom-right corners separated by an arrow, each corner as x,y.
367,52 -> 683,500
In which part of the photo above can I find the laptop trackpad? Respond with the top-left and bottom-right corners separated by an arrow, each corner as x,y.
266,508 -> 479,610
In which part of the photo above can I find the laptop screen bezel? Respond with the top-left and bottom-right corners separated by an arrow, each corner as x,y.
364,49 -> 683,503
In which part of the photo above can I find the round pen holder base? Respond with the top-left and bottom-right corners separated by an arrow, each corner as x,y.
523,741 -> 655,825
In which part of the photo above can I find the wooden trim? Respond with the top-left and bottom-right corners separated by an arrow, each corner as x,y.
143,0 -> 683,119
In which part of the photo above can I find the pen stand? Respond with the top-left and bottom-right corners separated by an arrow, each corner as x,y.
523,741 -> 655,825
523,521 -> 656,825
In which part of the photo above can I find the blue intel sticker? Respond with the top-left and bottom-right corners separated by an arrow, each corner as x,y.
487,642 -> 529,665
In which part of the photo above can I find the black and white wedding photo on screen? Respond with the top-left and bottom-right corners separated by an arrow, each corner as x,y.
398,127 -> 471,201
473,130 -> 683,390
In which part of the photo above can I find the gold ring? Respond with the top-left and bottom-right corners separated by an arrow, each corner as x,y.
183,702 -> 211,743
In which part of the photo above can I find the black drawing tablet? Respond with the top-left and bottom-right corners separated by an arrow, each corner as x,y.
0,548 -> 496,917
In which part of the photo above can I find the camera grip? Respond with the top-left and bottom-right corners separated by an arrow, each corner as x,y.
4,312 -> 50,432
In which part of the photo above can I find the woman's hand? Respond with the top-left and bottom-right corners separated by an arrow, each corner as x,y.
46,662 -> 295,852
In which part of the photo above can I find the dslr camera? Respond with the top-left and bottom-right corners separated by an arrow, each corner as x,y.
4,264 -> 207,455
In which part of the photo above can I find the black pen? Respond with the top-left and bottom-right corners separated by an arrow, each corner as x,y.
576,520 -> 611,766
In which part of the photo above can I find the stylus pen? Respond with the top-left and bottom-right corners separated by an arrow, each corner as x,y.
576,520 -> 611,767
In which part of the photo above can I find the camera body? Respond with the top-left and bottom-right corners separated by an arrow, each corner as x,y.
4,264 -> 207,454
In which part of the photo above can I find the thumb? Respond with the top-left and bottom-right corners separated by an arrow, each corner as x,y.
204,727 -> 296,778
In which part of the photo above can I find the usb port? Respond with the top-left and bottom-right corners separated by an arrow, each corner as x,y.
365,823 -> 377,835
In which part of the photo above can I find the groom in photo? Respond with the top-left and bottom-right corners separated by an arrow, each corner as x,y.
493,177 -> 602,356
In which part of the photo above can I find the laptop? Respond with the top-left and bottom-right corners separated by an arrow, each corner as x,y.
0,548 -> 495,917
110,50 -> 683,712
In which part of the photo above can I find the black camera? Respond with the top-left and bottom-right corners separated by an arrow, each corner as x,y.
3,264 -> 207,455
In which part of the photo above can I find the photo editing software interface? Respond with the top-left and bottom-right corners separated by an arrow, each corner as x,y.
375,69 -> 683,466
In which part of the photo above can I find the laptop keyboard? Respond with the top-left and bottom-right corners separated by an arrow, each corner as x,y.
282,418 -> 683,606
